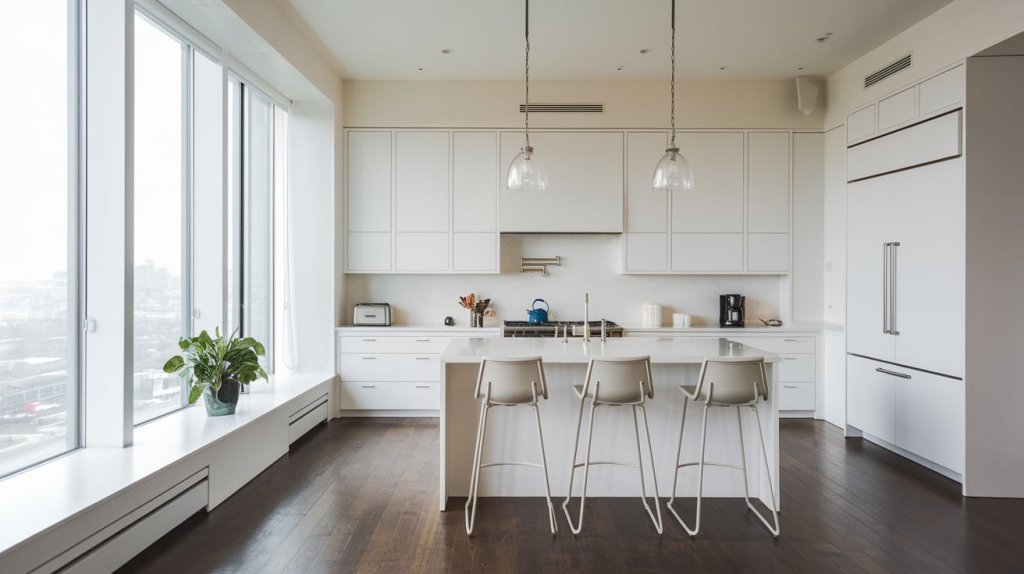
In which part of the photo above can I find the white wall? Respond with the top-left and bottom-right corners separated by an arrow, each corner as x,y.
344,78 -> 823,130
345,234 -> 780,327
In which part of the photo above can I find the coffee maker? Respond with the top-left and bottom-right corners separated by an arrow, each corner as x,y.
719,294 -> 745,327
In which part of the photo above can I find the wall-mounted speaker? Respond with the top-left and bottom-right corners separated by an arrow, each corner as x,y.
795,77 -> 823,115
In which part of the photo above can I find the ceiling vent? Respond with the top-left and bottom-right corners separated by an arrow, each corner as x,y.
864,54 -> 912,89
519,103 -> 604,113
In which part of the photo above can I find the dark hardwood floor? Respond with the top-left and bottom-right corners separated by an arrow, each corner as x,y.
121,418 -> 1024,573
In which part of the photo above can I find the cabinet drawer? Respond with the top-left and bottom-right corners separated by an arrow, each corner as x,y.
339,336 -> 451,354
338,381 -> 440,410
338,353 -> 440,382
778,354 -> 815,381
728,336 -> 815,354
779,382 -> 815,411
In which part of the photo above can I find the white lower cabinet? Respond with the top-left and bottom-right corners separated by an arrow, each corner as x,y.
337,329 -> 499,415
847,354 -> 964,474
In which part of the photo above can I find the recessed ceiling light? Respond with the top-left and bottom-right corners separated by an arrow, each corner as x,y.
418,67 -> 424,71
816,32 -> 834,43
441,49 -> 452,55
719,65 -> 728,71
616,66 -> 624,71
797,66 -> 805,71
639,48 -> 651,55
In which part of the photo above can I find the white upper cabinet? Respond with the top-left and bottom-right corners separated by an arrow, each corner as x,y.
499,131 -> 624,233
672,132 -> 745,233
747,132 -> 790,233
453,132 -> 498,233
626,132 -> 669,233
347,131 -> 392,232
918,64 -> 964,117
396,131 -> 449,232
846,105 -> 876,144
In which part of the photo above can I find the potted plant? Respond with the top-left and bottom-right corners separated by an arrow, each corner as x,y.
162,328 -> 268,416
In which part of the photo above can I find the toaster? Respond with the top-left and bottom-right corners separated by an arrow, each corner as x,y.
353,303 -> 392,326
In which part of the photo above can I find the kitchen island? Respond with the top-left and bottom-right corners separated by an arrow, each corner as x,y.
440,337 -> 781,512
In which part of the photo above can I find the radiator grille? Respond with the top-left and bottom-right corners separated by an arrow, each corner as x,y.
518,103 -> 604,113
864,54 -> 912,88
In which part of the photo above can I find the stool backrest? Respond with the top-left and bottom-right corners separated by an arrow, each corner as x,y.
475,356 -> 547,404
581,356 -> 654,404
693,357 -> 768,405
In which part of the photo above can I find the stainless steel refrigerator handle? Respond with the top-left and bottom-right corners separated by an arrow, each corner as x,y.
891,242 -> 900,336
882,242 -> 891,334
876,367 -> 911,379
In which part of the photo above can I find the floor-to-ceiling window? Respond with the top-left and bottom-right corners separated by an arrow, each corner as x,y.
132,12 -> 189,424
0,0 -> 80,477
228,77 -> 287,373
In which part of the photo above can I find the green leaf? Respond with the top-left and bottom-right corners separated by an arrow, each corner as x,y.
188,384 -> 205,404
163,355 -> 185,373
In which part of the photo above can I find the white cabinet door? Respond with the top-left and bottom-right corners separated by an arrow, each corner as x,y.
396,131 -> 449,232
747,132 -> 790,233
846,355 -> 895,443
918,65 -> 964,117
847,111 -> 961,181
347,232 -> 390,272
877,87 -> 917,132
747,233 -> 789,273
453,232 -> 498,272
895,368 -> 964,474
846,105 -> 876,144
671,233 -> 743,272
846,176 -> 896,362
499,131 -> 624,233
672,132 -> 745,233
453,131 -> 497,233
347,131 -> 391,232
626,132 -> 669,232
624,233 -> 668,272
894,159 -> 965,377
396,232 -> 449,272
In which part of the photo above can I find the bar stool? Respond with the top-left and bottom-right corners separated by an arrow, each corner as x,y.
465,356 -> 558,536
562,356 -> 663,535
666,357 -> 780,538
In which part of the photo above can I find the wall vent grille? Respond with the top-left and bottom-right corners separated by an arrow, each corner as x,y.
864,54 -> 912,88
519,103 -> 604,113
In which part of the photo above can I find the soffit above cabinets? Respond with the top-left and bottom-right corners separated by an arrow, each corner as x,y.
286,0 -> 951,80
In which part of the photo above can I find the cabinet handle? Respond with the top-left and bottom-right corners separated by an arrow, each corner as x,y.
783,385 -> 799,389
415,357 -> 431,361
876,367 -> 911,379
783,357 -> 798,361
882,242 -> 891,334
361,356 -> 376,360
783,339 -> 799,342
891,242 -> 900,336
361,384 -> 376,388
362,338 -> 377,342
415,385 -> 430,389
415,339 -> 432,343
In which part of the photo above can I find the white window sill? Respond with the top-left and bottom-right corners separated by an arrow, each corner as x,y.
0,372 -> 334,558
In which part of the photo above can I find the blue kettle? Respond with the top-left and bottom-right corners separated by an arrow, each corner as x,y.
527,299 -> 550,324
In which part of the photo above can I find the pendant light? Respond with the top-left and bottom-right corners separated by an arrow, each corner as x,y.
652,0 -> 694,192
507,0 -> 548,191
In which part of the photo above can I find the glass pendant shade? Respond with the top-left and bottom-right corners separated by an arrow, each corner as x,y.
652,147 -> 694,192
506,146 -> 548,191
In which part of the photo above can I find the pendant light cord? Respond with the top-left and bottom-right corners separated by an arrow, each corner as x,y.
525,0 -> 531,148
670,0 -> 676,148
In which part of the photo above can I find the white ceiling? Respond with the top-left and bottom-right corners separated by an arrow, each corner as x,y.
286,0 -> 952,80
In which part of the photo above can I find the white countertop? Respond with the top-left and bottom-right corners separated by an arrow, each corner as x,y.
441,336 -> 780,364
621,323 -> 825,334
337,325 -> 501,333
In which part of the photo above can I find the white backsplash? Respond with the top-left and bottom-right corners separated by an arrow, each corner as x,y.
343,235 -> 781,328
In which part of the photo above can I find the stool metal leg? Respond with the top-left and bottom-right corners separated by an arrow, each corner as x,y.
532,403 -> 558,534
667,395 -> 690,517
748,405 -> 781,537
667,401 -> 711,536
562,399 -> 597,535
465,393 -> 491,536
633,404 -> 663,534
